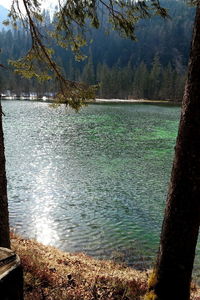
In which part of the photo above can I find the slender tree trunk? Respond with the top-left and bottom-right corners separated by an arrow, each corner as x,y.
0,101 -> 10,249
145,6 -> 200,300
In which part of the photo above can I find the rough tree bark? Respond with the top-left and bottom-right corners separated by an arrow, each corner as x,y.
0,101 -> 10,249
145,5 -> 200,300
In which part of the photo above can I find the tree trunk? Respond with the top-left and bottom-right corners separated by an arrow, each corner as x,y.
0,101 -> 10,249
145,6 -> 200,300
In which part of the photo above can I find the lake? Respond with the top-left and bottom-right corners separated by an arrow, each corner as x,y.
3,100 -> 196,272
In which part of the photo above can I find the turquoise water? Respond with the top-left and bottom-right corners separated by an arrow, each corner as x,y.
3,101 -> 181,268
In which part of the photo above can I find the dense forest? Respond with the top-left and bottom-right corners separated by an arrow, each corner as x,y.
0,0 -> 195,100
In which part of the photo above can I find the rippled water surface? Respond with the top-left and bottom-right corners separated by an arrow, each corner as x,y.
3,101 -> 181,267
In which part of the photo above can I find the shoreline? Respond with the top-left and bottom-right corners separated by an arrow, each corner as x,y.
11,233 -> 148,299
1,97 -> 181,105
10,233 -> 200,299
95,98 -> 172,103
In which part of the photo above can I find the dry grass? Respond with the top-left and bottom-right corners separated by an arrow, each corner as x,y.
11,233 -> 148,299
10,233 -> 200,300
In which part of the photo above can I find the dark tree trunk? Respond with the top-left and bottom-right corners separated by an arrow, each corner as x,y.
145,6 -> 200,300
0,102 -> 10,249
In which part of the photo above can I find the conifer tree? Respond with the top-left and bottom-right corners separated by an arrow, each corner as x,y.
1,2 -> 200,299
149,54 -> 162,99
145,5 -> 200,300
81,49 -> 95,85
132,61 -> 149,99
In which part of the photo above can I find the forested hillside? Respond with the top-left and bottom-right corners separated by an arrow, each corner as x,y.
0,0 -> 195,100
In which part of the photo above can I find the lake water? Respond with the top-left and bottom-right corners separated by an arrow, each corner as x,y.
2,101 -> 189,270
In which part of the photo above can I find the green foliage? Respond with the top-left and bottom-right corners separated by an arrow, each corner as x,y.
96,57 -> 186,101
144,291 -> 159,300
0,0 -> 192,102
9,47 -> 54,81
3,0 -> 170,109
2,20 -> 10,26
53,83 -> 98,111
144,270 -> 159,300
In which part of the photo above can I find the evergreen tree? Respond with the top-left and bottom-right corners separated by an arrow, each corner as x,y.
1,3 -> 200,299
132,62 -> 149,98
145,5 -> 200,300
81,50 -> 96,84
149,54 -> 162,99
159,63 -> 174,100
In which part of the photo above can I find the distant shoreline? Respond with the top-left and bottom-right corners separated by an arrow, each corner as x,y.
95,98 -> 172,103
1,97 -> 181,105
91,98 -> 181,106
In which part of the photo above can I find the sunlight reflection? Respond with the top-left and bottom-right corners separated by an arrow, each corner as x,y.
34,215 -> 59,245
30,165 -> 60,246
